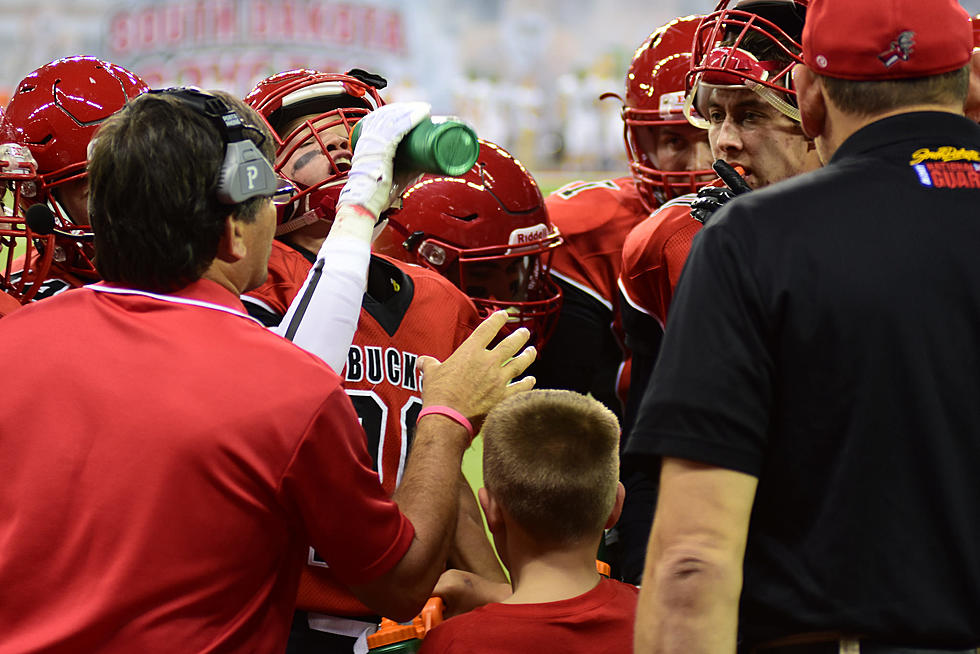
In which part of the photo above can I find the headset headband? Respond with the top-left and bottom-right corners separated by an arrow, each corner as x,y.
150,87 -> 278,205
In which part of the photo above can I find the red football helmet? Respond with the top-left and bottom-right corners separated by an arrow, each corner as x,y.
5,56 -> 148,279
685,0 -> 808,128
0,125 -> 55,305
374,140 -> 563,348
244,69 -> 386,236
621,15 -> 716,210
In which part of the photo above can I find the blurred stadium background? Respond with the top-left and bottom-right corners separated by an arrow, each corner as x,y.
2,0 -> 977,185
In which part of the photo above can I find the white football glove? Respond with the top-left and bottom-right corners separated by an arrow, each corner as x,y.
337,101 -> 431,218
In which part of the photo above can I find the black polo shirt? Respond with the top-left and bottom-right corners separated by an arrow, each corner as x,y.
629,112 -> 980,648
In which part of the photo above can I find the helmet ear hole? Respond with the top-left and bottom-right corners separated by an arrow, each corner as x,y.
419,241 -> 447,267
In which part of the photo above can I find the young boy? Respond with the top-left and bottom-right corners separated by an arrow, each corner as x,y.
420,389 -> 637,653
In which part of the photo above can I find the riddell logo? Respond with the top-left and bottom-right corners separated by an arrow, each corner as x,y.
506,223 -> 549,255
509,224 -> 548,246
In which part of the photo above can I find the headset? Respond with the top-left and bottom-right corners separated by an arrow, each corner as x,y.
150,87 -> 278,205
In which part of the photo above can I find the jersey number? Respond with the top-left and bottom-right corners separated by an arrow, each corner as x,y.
347,390 -> 423,489
306,392 -> 422,570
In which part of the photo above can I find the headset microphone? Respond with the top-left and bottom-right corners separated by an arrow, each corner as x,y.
25,204 -> 95,241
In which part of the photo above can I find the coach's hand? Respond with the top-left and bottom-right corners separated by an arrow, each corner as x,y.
337,101 -> 431,218
419,311 -> 536,433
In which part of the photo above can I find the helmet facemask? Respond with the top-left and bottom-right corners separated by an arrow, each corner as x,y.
273,109 -> 367,237
416,231 -> 563,348
245,70 -> 386,238
0,142 -> 55,302
685,1 -> 807,128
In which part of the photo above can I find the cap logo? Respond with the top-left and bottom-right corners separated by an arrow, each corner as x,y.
878,31 -> 916,68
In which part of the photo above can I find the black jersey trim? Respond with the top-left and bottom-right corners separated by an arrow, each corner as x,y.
241,295 -> 284,328
280,240 -> 415,338
362,256 -> 415,337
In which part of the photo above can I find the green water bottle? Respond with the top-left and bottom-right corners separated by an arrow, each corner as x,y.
351,115 -> 480,176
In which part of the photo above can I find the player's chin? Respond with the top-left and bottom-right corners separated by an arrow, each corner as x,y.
739,170 -> 758,189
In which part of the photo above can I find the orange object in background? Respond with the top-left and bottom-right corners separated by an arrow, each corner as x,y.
367,597 -> 445,653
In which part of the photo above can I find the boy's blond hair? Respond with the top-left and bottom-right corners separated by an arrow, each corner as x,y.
482,389 -> 620,545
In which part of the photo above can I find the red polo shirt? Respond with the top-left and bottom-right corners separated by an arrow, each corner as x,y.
0,279 -> 413,654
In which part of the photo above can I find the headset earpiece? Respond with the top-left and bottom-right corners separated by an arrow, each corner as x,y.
215,138 -> 277,204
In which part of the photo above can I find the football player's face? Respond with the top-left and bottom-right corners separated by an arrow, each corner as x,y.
278,119 -> 352,189
701,87 -> 818,189
460,257 -> 529,303
53,177 -> 90,226
275,116 -> 353,240
634,124 -> 712,173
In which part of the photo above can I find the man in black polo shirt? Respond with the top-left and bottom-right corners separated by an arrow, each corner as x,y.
631,0 -> 980,652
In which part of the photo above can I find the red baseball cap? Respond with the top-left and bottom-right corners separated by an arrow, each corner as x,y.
803,0 -> 973,80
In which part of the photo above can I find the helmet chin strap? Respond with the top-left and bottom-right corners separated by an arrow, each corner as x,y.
275,208 -> 322,236
275,178 -> 345,237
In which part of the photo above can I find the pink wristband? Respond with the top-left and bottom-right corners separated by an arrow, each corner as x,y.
417,405 -> 475,441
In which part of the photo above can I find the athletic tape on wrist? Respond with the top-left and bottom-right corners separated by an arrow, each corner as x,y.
417,405 -> 475,441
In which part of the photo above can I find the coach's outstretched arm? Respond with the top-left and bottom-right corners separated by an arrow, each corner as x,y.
349,310 -> 536,621
274,102 -> 432,371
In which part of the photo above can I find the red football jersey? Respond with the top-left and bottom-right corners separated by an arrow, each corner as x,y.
244,242 -> 480,616
547,177 -> 648,310
543,177 -> 649,405
619,192 -> 702,328
342,255 -> 479,494
0,290 -> 21,317
242,239 -> 314,317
